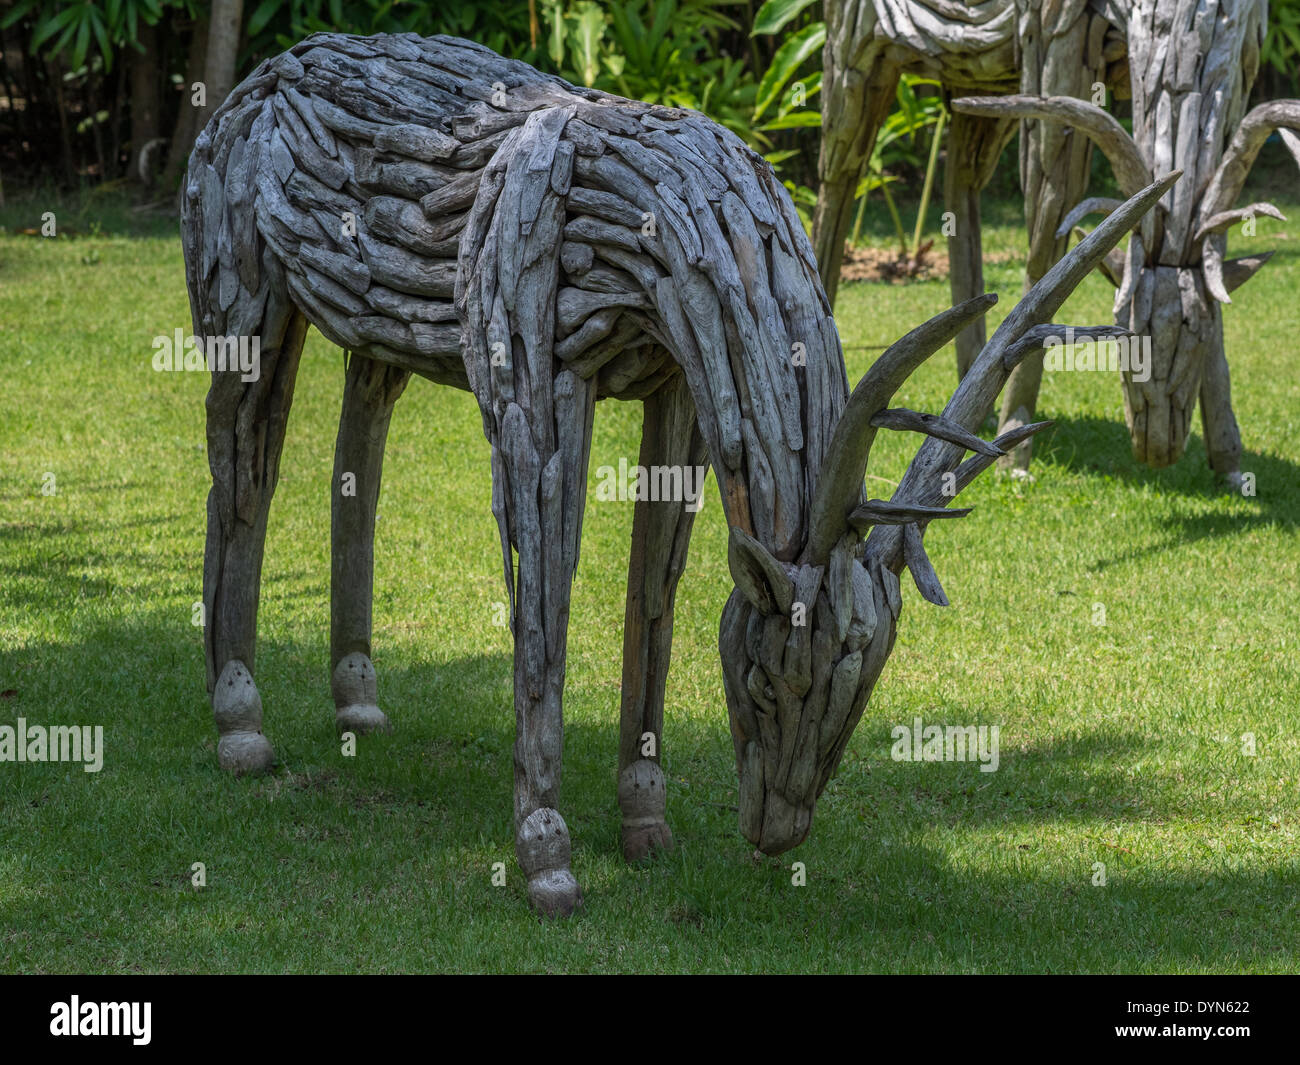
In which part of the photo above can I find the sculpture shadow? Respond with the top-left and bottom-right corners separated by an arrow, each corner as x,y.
4,612 -> 1289,972
1030,415 -> 1300,567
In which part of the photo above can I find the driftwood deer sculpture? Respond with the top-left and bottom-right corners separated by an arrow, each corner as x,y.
183,31 -> 1170,915
815,0 -> 1300,484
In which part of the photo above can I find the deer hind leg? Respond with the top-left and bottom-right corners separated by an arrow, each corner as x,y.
1198,341 -> 1245,490
330,352 -> 410,736
492,370 -> 597,917
617,373 -> 707,862
203,290 -> 307,774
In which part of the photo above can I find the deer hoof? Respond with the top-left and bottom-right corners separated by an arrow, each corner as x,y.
213,661 -> 275,775
618,759 -> 673,862
332,653 -> 391,735
516,808 -> 583,918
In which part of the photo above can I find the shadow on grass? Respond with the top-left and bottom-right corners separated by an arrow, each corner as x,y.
0,582 -> 1291,971
1030,415 -> 1300,564
0,185 -> 179,242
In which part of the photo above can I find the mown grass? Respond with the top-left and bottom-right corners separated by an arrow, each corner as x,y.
1,170 -> 1298,973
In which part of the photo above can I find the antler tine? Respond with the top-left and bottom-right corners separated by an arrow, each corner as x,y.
1221,251 -> 1275,294
869,409 -> 1003,457
863,171 -> 1181,573
803,293 -> 998,566
949,420 -> 1054,496
1195,102 -> 1300,304
1198,100 -> 1300,227
1055,197 -> 1123,240
1195,202 -> 1287,243
952,95 -> 1153,199
1198,204 -> 1286,305
1282,128 -> 1300,173
902,523 -> 948,606
848,500 -> 972,533
1004,324 -> 1136,367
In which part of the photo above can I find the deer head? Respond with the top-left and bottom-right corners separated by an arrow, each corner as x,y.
727,173 -> 1179,854
953,2 -> 1300,469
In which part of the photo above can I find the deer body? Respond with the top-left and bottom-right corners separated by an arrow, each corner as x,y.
184,31 -> 1166,914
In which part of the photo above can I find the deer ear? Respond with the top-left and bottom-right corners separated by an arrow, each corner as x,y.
728,527 -> 794,615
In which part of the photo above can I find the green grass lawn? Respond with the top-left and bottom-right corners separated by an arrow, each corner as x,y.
1,181 -> 1298,973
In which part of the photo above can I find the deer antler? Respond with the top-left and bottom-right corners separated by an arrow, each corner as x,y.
1197,100 -> 1300,303
803,293 -> 998,566
1055,197 -> 1123,240
804,172 -> 1180,596
858,172 -> 1182,583
952,95 -> 1154,199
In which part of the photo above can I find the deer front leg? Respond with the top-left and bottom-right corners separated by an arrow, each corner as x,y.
945,110 -> 1015,386
204,303 -> 307,774
618,373 -> 706,862
330,352 -> 410,735
495,372 -> 596,917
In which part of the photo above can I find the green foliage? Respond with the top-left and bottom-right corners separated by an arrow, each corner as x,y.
750,1 -> 825,224
243,0 -> 541,62
543,0 -> 759,146
752,20 -> 822,120
1262,0 -> 1300,93
1,0 -> 165,72
751,0 -> 817,36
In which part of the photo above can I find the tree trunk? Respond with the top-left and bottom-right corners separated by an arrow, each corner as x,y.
130,21 -> 161,185
161,16 -> 210,191
198,0 -> 245,132
45,56 -> 77,185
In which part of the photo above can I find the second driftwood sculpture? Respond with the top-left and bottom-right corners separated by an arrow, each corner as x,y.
182,32 -> 1172,915
815,0 -> 1300,485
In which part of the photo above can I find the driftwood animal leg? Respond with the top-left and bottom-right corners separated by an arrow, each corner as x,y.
330,352 -> 410,735
813,43 -> 902,304
203,299 -> 308,774
1199,340 -> 1244,488
503,376 -> 596,916
617,373 -> 707,862
998,2 -> 1108,471
944,109 -> 1016,384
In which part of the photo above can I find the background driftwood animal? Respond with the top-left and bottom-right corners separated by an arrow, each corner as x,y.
815,0 -> 1300,484
182,31 -> 1168,916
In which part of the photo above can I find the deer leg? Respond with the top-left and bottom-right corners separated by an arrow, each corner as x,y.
945,110 -> 1016,387
203,298 -> 307,774
1199,339 -> 1244,489
492,371 -> 596,917
812,48 -> 902,305
617,373 -> 707,862
330,352 -> 410,735
1000,6 -> 1106,471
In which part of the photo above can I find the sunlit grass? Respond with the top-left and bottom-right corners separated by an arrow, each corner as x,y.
1,178 -> 1298,973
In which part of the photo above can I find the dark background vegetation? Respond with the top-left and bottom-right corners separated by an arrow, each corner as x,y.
2,0 -> 1297,224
